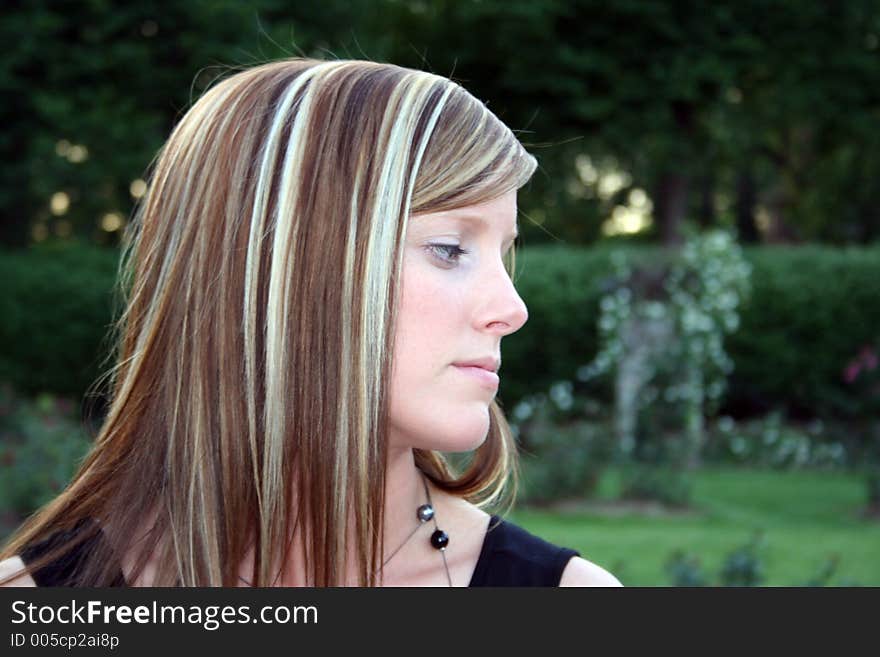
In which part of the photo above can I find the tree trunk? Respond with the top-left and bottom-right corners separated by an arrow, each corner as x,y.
763,183 -> 800,243
735,168 -> 759,244
615,311 -> 676,457
655,100 -> 697,245
698,173 -> 715,228
655,171 -> 689,245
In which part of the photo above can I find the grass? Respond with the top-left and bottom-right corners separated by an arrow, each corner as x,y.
509,466 -> 879,586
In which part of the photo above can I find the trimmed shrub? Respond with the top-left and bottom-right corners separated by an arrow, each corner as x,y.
724,246 -> 880,419
0,240 -> 119,397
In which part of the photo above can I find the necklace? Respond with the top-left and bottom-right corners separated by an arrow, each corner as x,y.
238,472 -> 452,586
378,471 -> 452,586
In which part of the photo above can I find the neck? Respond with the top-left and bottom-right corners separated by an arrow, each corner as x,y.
379,446 -> 433,572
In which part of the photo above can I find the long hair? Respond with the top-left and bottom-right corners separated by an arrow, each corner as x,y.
0,58 -> 537,586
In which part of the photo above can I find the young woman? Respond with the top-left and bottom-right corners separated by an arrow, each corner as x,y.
0,58 -> 620,587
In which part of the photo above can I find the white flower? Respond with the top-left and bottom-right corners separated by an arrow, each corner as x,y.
513,400 -> 534,422
718,416 -> 735,433
549,381 -> 574,411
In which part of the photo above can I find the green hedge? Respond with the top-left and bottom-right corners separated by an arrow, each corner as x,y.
0,241 -> 119,397
2,241 -> 879,421
725,246 -> 880,418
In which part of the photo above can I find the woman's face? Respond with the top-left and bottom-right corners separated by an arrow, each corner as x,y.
388,189 -> 528,454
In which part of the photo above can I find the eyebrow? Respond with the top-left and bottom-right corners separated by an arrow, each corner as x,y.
428,212 -> 519,243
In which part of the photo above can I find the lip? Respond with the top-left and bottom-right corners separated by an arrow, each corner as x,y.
452,357 -> 500,373
453,364 -> 500,389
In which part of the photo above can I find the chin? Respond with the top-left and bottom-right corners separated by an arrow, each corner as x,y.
427,416 -> 492,453
391,415 -> 491,454
434,432 -> 489,454
389,405 -> 491,453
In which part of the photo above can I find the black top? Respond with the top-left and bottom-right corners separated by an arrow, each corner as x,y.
18,518 -> 128,587
467,515 -> 579,586
19,515 -> 579,587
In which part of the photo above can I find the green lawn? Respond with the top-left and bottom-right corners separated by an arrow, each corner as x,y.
509,467 -> 879,586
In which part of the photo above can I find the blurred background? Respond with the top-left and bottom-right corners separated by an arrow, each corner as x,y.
1,0 -> 878,585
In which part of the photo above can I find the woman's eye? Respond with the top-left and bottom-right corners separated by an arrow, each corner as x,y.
427,243 -> 467,265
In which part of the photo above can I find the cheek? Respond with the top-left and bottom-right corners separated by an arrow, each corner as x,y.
388,263 -> 490,451
393,265 -> 457,378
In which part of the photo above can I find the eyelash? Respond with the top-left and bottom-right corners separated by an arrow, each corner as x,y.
427,243 -> 468,265
426,238 -> 520,267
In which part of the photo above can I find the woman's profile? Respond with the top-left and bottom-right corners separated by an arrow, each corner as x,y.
0,58 -> 620,587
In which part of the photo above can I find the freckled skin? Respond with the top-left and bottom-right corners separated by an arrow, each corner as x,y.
388,190 -> 528,455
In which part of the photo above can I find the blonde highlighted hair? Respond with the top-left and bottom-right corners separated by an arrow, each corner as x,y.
0,58 -> 536,586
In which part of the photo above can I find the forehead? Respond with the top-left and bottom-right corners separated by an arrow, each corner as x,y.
409,193 -> 519,238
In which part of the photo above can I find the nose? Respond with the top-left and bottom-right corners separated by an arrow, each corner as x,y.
478,261 -> 529,336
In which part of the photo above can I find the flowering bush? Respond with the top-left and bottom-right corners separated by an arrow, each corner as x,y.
509,382 -> 615,505
842,344 -> 878,385
665,531 -> 766,587
0,386 -> 93,523
703,412 -> 849,469
841,342 -> 880,421
578,230 -> 751,466
666,536 -> 860,586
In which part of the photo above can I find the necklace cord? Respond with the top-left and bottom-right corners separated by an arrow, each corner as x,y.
421,473 -> 453,587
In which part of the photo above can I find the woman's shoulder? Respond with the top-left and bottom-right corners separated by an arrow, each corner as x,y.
0,556 -> 38,587
558,555 -> 623,587
473,514 -> 621,587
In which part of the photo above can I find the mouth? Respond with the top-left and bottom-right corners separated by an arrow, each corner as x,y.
452,364 -> 500,389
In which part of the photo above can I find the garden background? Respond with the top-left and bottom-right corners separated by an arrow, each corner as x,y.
2,0 -> 878,585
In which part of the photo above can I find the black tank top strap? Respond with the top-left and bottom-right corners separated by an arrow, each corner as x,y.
468,515 -> 579,587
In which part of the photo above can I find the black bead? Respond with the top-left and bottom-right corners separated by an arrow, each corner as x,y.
430,529 -> 449,550
417,504 -> 434,522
